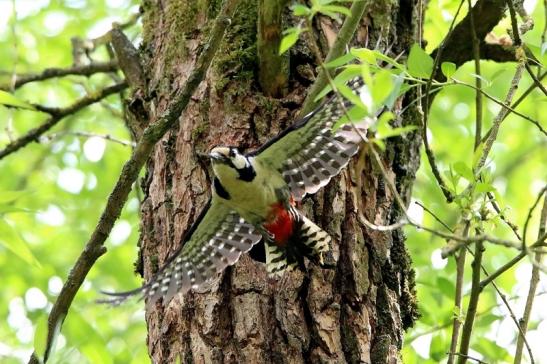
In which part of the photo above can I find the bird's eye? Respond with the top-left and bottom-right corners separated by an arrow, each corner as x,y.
229,149 -> 235,158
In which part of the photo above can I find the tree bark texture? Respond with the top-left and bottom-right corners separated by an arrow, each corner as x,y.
136,0 -> 422,363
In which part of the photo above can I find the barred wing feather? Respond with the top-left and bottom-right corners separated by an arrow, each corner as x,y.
100,197 -> 262,306
254,78 -> 374,200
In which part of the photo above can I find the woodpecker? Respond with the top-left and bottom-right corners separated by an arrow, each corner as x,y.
103,77 -> 376,305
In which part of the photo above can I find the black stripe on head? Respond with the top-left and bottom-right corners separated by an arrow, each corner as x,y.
214,177 -> 231,200
237,164 -> 256,181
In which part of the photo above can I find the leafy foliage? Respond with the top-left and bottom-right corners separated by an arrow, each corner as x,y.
0,1 -> 147,363
1,0 -> 546,363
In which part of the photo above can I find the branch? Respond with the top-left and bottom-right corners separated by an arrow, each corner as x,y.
447,222 -> 469,364
0,82 -> 128,160
422,0 -> 465,203
474,57 -> 525,172
42,131 -> 135,147
27,1 -> 237,362
430,0 -> 507,75
257,0 -> 289,97
299,0 -> 368,115
456,234 -> 484,364
0,61 -> 118,91
515,193 -> 547,364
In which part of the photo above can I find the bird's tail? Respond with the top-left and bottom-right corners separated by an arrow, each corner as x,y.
265,210 -> 332,274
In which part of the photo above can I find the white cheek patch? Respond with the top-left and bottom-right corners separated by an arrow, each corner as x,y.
232,155 -> 248,169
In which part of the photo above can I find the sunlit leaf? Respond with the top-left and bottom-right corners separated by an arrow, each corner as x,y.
0,219 -> 41,268
377,125 -> 418,139
291,4 -> 311,17
0,190 -> 29,204
321,5 -> 351,16
372,69 -> 394,106
279,27 -> 303,55
407,44 -> 434,79
324,53 -> 355,69
441,62 -> 456,78
453,161 -> 475,182
0,90 -> 36,110
33,315 -> 49,361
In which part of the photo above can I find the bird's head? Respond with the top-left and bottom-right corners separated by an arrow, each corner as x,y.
209,146 -> 256,182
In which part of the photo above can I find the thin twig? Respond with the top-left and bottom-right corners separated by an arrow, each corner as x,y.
42,131 -> 135,147
468,244 -> 537,363
415,201 -> 454,232
0,82 -> 128,160
364,145 -> 523,255
447,222 -> 469,364
452,352 -> 487,364
524,62 -> 547,96
27,1 -> 236,362
420,0 -> 465,204
450,79 -> 544,137
358,213 -> 407,231
479,251 -> 526,289
487,192 -> 522,241
467,0 -> 482,150
474,59 -> 525,171
515,193 -> 547,364
456,233 -> 484,364
0,61 -> 119,91
523,186 -> 547,246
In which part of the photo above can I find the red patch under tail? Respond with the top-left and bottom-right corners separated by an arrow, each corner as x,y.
263,202 -> 294,247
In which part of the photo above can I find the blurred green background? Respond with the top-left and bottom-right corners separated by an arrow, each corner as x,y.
0,0 -> 545,363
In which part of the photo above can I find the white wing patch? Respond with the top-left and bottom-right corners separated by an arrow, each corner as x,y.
100,211 -> 262,306
282,78 -> 374,200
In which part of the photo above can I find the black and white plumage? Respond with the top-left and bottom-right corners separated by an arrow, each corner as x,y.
102,77 -> 377,306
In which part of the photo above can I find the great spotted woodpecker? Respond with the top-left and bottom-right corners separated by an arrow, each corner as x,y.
103,78 -> 375,305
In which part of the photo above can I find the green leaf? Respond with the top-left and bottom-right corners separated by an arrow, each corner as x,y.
441,62 -> 456,78
0,90 -> 36,110
351,48 -> 377,64
470,73 -> 492,87
352,48 -> 406,71
321,5 -> 351,16
453,161 -> 475,182
34,315 -> 49,361
0,190 -> 29,204
337,83 -> 366,110
371,69 -> 394,106
0,218 -> 41,268
291,4 -> 311,17
313,65 -> 361,102
436,276 -> 455,298
373,139 -> 386,150
384,72 -> 406,109
476,182 -> 495,193
279,27 -> 303,55
377,125 -> 418,139
407,44 -> 434,79
324,53 -> 355,69
334,104 -> 369,130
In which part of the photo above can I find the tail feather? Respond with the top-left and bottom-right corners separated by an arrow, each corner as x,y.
265,209 -> 332,275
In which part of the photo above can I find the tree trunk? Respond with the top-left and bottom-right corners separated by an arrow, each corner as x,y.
136,0 -> 422,362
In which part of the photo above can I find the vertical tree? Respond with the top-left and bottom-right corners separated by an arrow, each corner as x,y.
136,0 -> 420,362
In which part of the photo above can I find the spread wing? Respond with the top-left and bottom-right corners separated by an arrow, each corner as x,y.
254,78 -> 375,200
100,197 -> 263,306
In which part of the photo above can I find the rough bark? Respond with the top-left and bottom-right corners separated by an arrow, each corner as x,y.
136,0 -> 422,363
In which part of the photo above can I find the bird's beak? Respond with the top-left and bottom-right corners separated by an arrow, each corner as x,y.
209,151 -> 227,162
